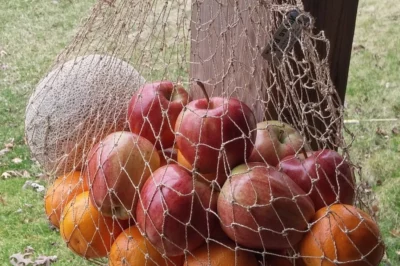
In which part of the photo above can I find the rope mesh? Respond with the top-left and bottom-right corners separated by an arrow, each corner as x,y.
26,0 -> 385,265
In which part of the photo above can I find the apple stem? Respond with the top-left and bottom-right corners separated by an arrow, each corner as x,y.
196,80 -> 210,104
301,147 -> 308,159
278,130 -> 284,143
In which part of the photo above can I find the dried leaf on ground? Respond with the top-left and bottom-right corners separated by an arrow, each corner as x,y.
376,127 -> 389,138
390,229 -> 400,238
0,148 -> 11,156
12,157 -> 23,164
353,44 -> 366,52
33,255 -> 58,265
9,246 -> 57,266
5,138 -> 15,149
25,247 -> 35,253
1,170 -> 31,179
1,172 -> 13,179
10,253 -> 33,265
10,247 -> 35,265
21,170 -> 31,178
22,181 -> 45,193
0,48 -> 8,57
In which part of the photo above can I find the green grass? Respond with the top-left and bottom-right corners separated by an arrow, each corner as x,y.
345,0 -> 400,264
0,0 -> 95,264
0,0 -> 399,265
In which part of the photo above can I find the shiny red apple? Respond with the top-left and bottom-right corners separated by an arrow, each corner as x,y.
217,162 -> 315,250
175,93 -> 257,174
248,120 -> 309,166
136,164 -> 218,256
128,81 -> 190,149
278,149 -> 356,210
86,131 -> 160,220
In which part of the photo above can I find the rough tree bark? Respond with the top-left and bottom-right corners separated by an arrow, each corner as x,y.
190,0 -> 359,148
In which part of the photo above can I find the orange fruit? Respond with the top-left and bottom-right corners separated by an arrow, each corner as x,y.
44,171 -> 89,228
60,191 -> 125,259
300,204 -> 385,266
177,149 -> 192,169
263,249 -> 306,266
265,255 -> 306,266
108,226 -> 183,266
184,241 -> 258,266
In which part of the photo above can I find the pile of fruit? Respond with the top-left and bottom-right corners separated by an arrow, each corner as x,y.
44,81 -> 385,265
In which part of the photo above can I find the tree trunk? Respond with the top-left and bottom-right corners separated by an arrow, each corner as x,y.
190,0 -> 359,148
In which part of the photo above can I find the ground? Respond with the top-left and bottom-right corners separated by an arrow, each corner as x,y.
0,0 -> 399,265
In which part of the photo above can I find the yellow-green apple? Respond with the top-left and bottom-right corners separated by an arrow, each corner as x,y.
248,120 -> 309,166
217,162 -> 315,250
86,131 -> 160,220
175,94 -> 257,175
128,81 -> 190,149
136,164 -> 218,256
278,149 -> 355,210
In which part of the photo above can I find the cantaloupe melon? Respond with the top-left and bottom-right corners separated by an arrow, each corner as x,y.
25,54 -> 146,176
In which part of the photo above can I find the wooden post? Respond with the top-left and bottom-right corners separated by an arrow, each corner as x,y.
190,0 -> 359,148
301,0 -> 359,104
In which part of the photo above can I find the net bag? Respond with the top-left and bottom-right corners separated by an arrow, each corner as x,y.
25,0 -> 385,265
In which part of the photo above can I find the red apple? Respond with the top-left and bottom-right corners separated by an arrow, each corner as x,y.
278,149 -> 356,210
157,148 -> 178,167
136,164 -> 218,256
248,120 -> 309,166
175,96 -> 257,174
217,162 -> 315,250
87,131 -> 160,220
128,81 -> 190,149
265,257 -> 295,266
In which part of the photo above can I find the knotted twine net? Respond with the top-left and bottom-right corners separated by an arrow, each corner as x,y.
25,0 -> 385,265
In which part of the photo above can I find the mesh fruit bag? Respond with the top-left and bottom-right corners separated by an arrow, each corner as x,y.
25,0 -> 385,265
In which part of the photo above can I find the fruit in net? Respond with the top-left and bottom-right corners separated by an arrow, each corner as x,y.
175,96 -> 257,174
184,240 -> 259,266
278,149 -> 355,210
87,131 -> 160,220
108,226 -> 183,266
218,162 -> 315,250
25,54 -> 145,175
60,191 -> 126,259
44,171 -> 89,228
248,120 -> 309,166
136,164 -> 218,256
128,81 -> 190,149
300,204 -> 385,266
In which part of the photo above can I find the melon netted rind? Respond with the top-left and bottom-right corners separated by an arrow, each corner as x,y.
25,54 -> 146,176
